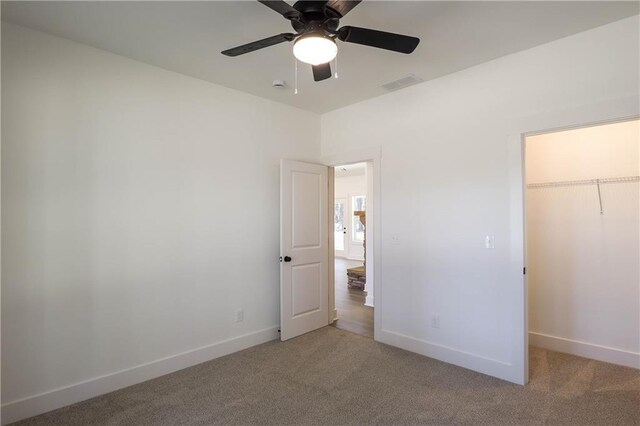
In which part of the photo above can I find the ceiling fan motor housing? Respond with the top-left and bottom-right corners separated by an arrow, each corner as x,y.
290,1 -> 340,34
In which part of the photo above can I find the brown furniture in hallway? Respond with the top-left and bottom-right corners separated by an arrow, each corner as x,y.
347,265 -> 366,290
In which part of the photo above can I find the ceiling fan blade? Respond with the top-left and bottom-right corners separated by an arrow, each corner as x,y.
325,0 -> 362,18
221,33 -> 295,57
338,26 -> 419,54
312,62 -> 332,82
257,1 -> 301,20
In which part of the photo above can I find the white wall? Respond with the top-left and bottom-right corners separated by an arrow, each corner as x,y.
526,120 -> 639,368
321,16 -> 640,383
334,174 -> 366,260
1,23 -> 320,423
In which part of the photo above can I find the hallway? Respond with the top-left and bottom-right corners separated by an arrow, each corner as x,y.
333,258 -> 374,338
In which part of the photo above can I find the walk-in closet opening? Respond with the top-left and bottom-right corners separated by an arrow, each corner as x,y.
524,118 -> 640,368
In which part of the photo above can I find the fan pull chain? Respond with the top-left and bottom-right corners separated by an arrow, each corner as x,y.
334,54 -> 338,79
294,58 -> 298,95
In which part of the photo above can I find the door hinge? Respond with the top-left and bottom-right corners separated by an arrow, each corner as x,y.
523,267 -> 526,275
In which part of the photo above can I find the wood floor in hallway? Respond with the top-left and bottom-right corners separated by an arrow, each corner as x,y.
332,258 -> 374,338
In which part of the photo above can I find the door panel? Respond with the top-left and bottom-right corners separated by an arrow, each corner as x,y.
292,171 -> 322,248
281,160 -> 328,341
291,263 -> 322,317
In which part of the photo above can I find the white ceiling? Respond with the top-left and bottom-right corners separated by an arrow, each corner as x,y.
2,1 -> 638,113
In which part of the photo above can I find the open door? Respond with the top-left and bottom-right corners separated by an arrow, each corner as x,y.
280,159 -> 329,341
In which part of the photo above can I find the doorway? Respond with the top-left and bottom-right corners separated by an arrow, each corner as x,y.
331,162 -> 374,337
524,118 -> 639,368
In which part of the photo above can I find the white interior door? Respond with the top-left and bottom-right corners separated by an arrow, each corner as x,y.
334,197 -> 347,258
280,159 -> 329,341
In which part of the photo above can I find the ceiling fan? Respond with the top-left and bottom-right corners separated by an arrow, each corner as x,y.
221,0 -> 420,82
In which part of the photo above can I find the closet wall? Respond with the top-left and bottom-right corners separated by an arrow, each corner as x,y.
526,119 -> 640,368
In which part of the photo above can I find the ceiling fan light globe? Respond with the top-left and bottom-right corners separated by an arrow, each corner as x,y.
293,36 -> 337,66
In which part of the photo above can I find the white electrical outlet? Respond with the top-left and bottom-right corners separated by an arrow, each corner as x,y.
235,309 -> 244,323
390,234 -> 401,245
431,314 -> 440,329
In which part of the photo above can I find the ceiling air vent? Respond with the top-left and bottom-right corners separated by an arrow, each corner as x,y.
381,74 -> 423,92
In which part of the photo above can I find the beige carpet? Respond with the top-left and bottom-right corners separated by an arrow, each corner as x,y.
14,327 -> 640,425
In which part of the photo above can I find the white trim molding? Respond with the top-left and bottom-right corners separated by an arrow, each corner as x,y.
529,332 -> 640,369
364,294 -> 374,308
1,327 -> 279,425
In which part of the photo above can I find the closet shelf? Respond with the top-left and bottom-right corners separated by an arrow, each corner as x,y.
526,175 -> 640,189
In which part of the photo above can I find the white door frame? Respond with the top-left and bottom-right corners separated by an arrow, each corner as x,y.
507,96 -> 638,384
323,147 -> 382,339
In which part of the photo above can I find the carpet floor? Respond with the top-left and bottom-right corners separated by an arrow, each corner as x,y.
14,327 -> 640,425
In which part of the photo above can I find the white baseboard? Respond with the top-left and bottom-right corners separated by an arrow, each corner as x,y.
365,294 -> 374,307
529,331 -> 640,369
1,326 -> 280,425
378,329 -> 519,384
334,255 -> 364,262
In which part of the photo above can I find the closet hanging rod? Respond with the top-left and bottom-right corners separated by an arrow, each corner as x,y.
527,175 -> 640,189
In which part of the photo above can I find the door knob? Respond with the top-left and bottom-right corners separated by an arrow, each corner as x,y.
283,256 -> 292,262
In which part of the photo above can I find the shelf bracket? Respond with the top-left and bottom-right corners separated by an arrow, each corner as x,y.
596,179 -> 603,215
